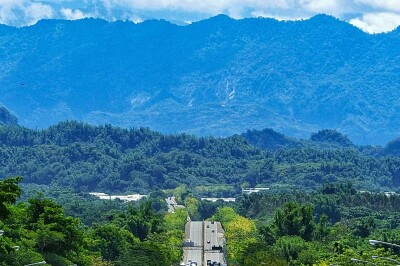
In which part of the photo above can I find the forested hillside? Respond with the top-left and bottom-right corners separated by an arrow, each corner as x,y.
242,128 -> 356,151
1,15 -> 400,144
228,183 -> 400,265
1,122 -> 400,194
4,176 -> 400,266
0,177 -> 186,266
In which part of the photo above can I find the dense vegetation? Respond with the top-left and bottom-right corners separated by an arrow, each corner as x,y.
0,121 -> 260,194
242,128 -> 357,151
2,122 -> 400,196
2,121 -> 400,265
310,129 -> 354,147
242,128 -> 302,151
222,183 -> 400,265
3,178 -> 400,265
0,177 -> 186,266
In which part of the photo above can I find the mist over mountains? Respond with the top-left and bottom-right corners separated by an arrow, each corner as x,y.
1,14 -> 400,144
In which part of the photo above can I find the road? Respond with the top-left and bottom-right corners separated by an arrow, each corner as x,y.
203,221 -> 218,250
165,196 -> 177,213
165,196 -> 185,213
204,251 -> 225,266
187,248 -> 203,266
190,221 -> 204,247
182,221 -> 226,266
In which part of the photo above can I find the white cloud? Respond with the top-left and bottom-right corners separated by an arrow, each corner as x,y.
354,0 -> 400,12
0,0 -> 23,25
60,8 -> 86,20
251,11 -> 307,21
25,2 -> 53,24
0,0 -> 54,26
96,0 -> 400,32
98,0 -> 355,16
300,0 -> 352,15
102,0 -> 232,14
125,14 -> 143,23
1,0 -> 400,32
100,0 -> 299,17
350,12 -> 400,33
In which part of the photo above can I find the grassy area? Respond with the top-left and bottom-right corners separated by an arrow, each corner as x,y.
193,185 -> 235,194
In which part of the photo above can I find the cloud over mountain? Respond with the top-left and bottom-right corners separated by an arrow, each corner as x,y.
350,12 -> 400,33
0,0 -> 400,32
0,0 -> 53,26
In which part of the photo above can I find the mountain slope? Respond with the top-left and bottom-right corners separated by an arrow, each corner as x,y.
1,15 -> 400,144
0,107 -> 18,125
1,121 -> 400,194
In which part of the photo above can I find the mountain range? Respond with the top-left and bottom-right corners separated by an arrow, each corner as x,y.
1,14 -> 400,144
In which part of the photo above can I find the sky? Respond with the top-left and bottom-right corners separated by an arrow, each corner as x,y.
1,0 -> 400,33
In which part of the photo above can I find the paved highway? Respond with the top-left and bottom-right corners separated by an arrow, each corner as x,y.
165,196 -> 185,213
190,221 -> 203,247
204,251 -> 225,265
203,221 -> 218,251
182,221 -> 226,266
187,248 -> 203,266
165,197 -> 176,213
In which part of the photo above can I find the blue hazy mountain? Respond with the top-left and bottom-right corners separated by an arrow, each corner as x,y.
1,14 -> 400,144
0,107 -> 18,125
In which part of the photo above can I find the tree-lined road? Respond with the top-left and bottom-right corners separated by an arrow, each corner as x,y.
165,196 -> 185,213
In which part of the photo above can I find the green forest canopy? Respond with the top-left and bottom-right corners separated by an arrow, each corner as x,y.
1,121 -> 400,195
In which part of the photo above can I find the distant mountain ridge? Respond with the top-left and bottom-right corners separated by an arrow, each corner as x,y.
1,14 -> 400,144
0,107 -> 18,125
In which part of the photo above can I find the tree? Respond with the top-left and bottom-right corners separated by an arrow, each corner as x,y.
273,236 -> 307,263
213,207 -> 257,264
26,195 -> 87,263
125,202 -> 161,241
352,217 -> 375,238
0,176 -> 22,220
92,224 -> 137,262
315,214 -> 329,240
116,242 -> 168,266
274,202 -> 315,241
241,243 -> 286,266
184,196 -> 200,220
258,224 -> 277,245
